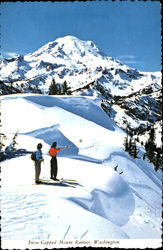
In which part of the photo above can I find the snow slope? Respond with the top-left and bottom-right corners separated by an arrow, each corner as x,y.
0,94 -> 162,249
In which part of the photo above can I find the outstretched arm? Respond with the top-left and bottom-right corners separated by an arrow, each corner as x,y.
60,146 -> 69,150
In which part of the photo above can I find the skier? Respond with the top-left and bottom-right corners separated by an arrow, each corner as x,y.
48,142 -> 67,181
114,165 -> 123,175
35,143 -> 44,184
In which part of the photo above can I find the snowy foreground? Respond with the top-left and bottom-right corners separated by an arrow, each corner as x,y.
1,94 -> 162,249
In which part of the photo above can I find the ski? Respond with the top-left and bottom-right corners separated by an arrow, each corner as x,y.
39,179 -> 62,184
37,179 -> 77,188
39,178 -> 81,186
60,178 -> 80,185
18,179 -> 80,187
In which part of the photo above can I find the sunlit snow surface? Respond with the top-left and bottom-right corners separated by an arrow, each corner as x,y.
1,94 -> 162,248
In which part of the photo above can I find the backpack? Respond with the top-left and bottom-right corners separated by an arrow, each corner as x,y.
31,151 -> 37,161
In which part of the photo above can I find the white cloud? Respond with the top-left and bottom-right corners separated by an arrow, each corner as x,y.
115,55 -> 140,66
116,55 -> 136,60
1,51 -> 19,59
123,60 -> 137,64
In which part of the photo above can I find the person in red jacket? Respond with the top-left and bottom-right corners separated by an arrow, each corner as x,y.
48,142 -> 67,180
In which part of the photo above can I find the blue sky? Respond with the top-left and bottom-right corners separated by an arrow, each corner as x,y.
0,1 -> 161,72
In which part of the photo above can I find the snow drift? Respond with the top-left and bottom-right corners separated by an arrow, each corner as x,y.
1,94 -> 162,249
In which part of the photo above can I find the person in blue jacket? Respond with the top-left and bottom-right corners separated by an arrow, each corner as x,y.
35,143 -> 44,184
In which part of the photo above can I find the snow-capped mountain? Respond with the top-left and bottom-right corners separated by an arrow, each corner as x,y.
0,35 -> 162,144
1,35 -> 161,94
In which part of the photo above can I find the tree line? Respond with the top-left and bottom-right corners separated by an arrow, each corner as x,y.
124,124 -> 162,171
49,79 -> 71,95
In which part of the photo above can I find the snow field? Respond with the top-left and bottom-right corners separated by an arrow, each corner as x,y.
0,94 -> 162,248
1,155 -> 131,241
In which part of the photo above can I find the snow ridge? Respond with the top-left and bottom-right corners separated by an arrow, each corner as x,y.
1,94 -> 162,248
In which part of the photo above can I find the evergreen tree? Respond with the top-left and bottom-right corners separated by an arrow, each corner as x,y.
155,151 -> 160,171
49,79 -> 58,95
128,133 -> 133,156
125,130 -> 138,158
143,152 -> 146,160
143,126 -> 163,171
62,80 -> 71,95
124,136 -> 129,152
11,131 -> 19,151
124,125 -> 130,152
0,133 -> 7,151
154,147 -> 162,171
132,140 -> 139,158
145,126 -> 156,163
